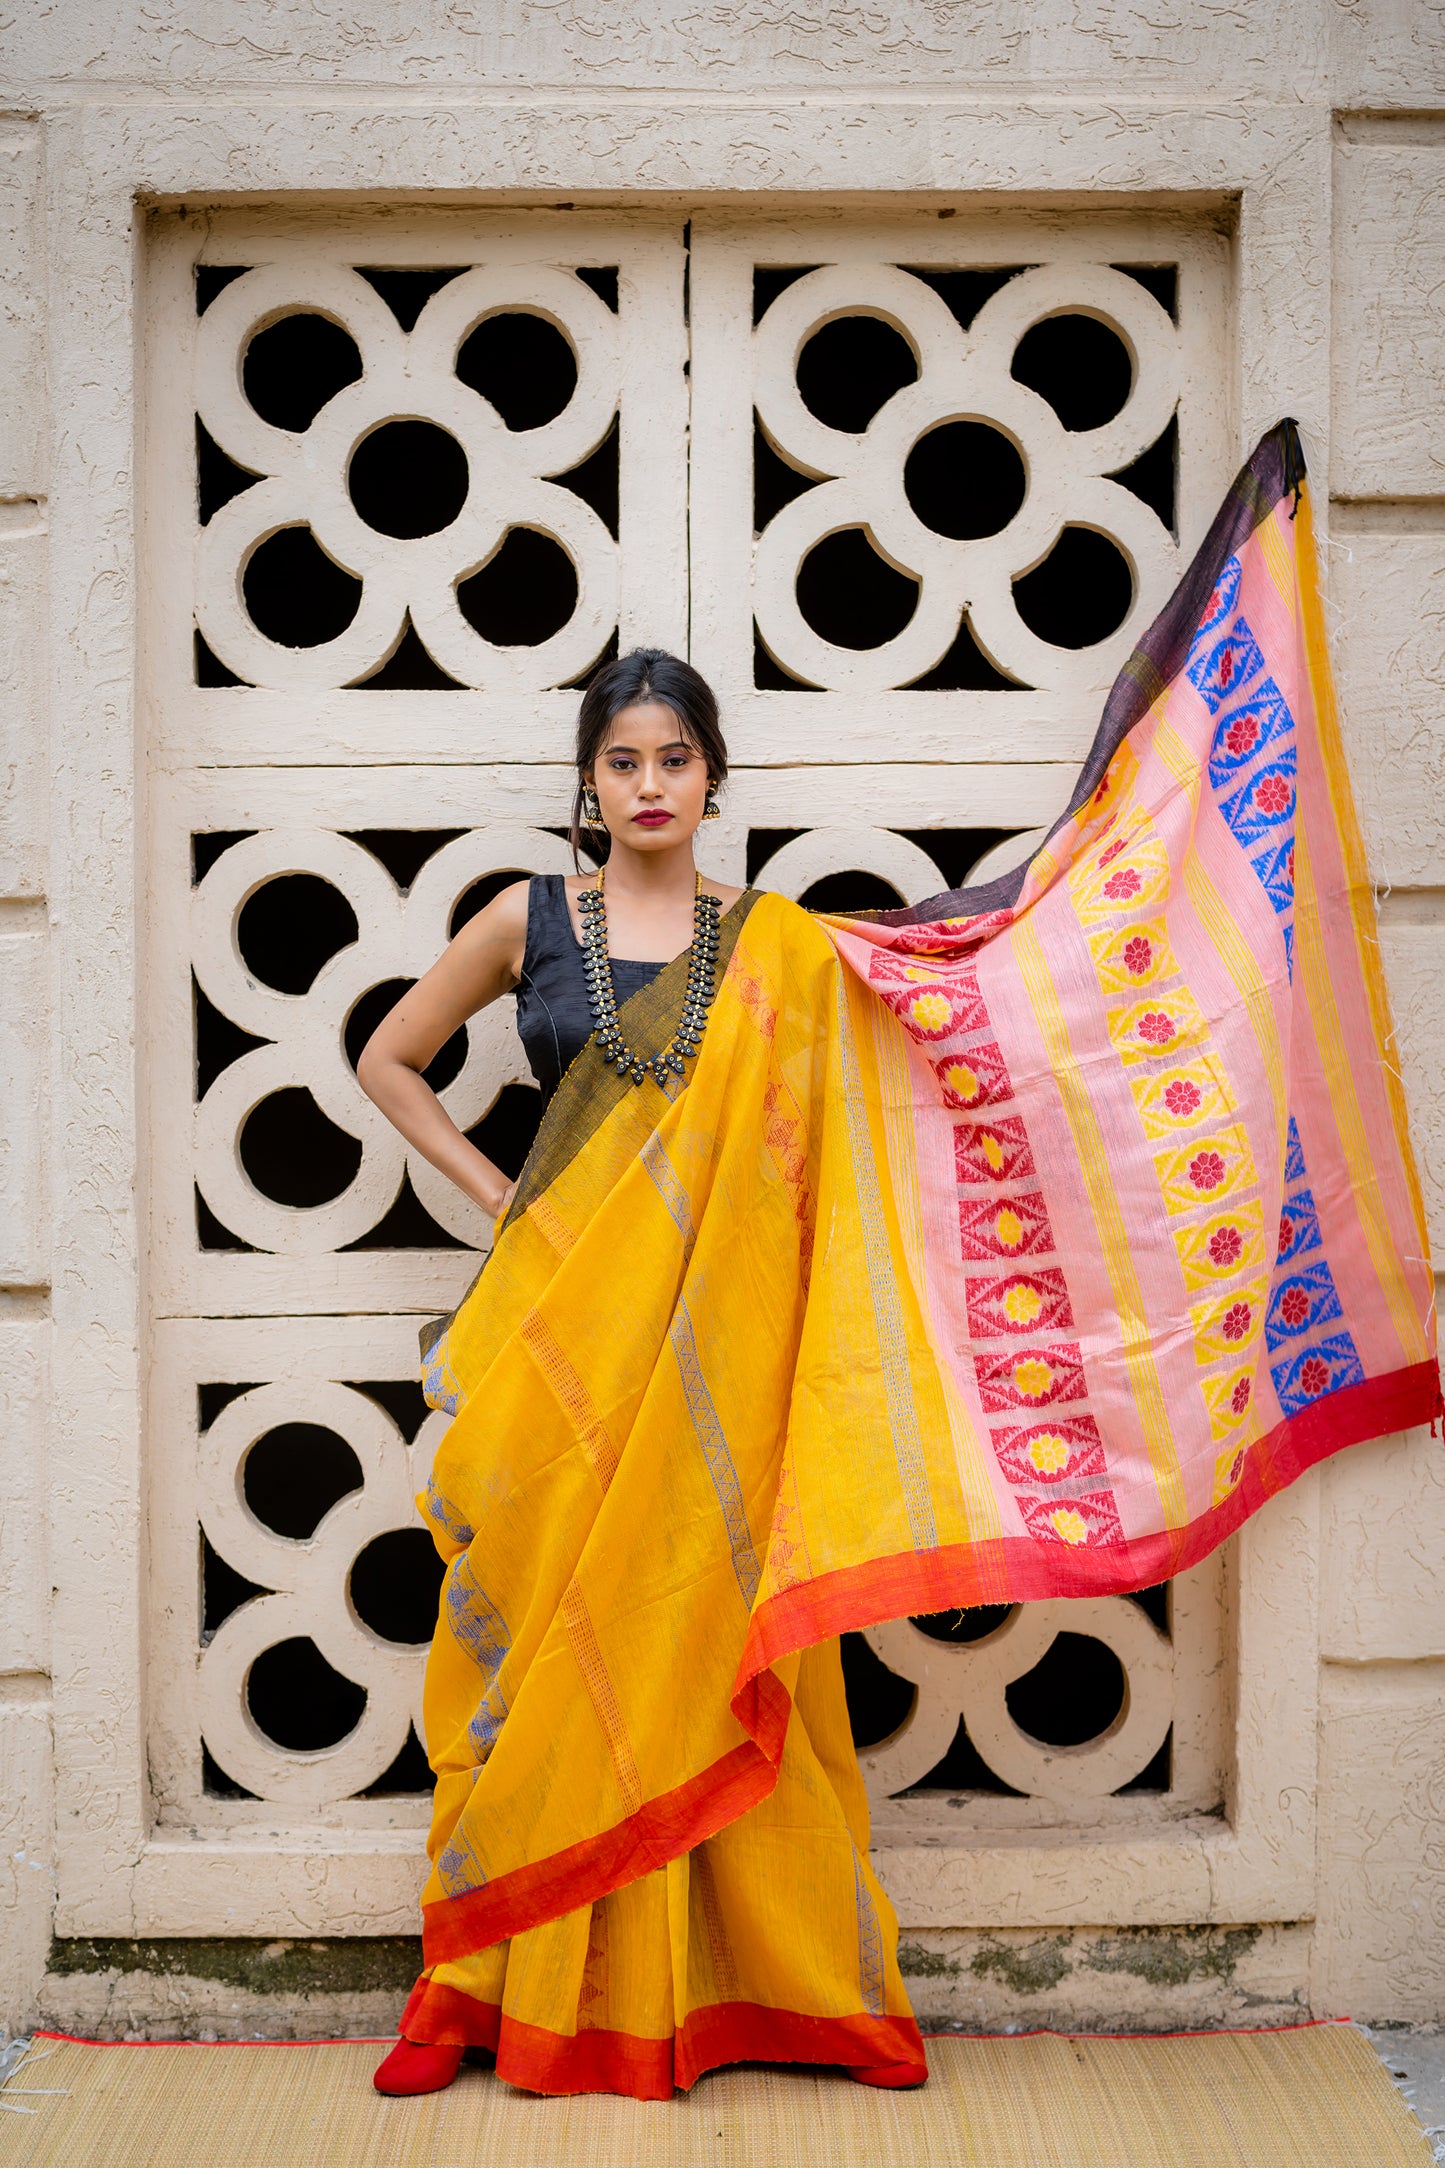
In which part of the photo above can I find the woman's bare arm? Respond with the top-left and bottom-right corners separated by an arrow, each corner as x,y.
356,879 -> 531,1220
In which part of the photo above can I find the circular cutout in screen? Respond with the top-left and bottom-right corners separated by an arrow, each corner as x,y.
905,420 -> 1026,540
247,1636 -> 366,1751
243,1423 -> 363,1540
239,1088 -> 362,1209
457,311 -> 578,431
797,315 -> 918,433
351,1528 -> 446,1645
1011,313 -> 1132,433
243,313 -> 363,433
796,527 -> 918,651
457,529 -> 578,647
1005,1631 -> 1124,1746
349,419 -> 469,539
243,527 -> 362,648
1013,527 -> 1132,649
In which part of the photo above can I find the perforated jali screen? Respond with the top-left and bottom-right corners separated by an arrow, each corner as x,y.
143,208 -> 1232,1842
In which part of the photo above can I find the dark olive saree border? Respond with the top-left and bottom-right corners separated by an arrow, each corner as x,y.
419,887 -> 763,1367
876,418 -> 1305,930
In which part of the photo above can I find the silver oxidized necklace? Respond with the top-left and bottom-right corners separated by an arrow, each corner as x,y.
578,866 -> 722,1088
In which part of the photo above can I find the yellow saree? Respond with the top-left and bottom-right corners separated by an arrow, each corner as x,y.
402,428 -> 1438,2098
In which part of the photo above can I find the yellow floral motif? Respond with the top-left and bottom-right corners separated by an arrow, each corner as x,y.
979,1129 -> 1006,1172
1173,1201 -> 1266,1291
1189,1278 -> 1268,1363
1028,1432 -> 1070,1475
1069,830 -> 1170,925
1085,916 -> 1179,995
1108,987 -> 1211,1065
1211,1435 -> 1256,1507
1049,1506 -> 1089,1545
944,1060 -> 980,1102
1013,1357 -> 1055,1401
1203,1367 -> 1261,1443
909,990 -> 953,1033
995,1206 -> 1024,1250
1002,1282 -> 1044,1327
1130,1060 -> 1233,1141
1152,1124 -> 1256,1217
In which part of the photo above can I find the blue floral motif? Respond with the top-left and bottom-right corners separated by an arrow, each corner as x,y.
1271,1332 -> 1366,1415
1187,618 -> 1265,714
1267,1120 -> 1362,1414
1265,1260 -> 1345,1351
437,1822 -> 489,1896
1196,553 -> 1242,636
1219,750 -> 1297,851
445,1553 -> 510,1679
1207,682 -> 1295,793
1250,835 -> 1296,919
1276,1185 -> 1321,1264
423,1475 -> 474,1548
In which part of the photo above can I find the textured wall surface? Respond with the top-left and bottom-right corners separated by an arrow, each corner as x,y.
1,0 -> 1443,2041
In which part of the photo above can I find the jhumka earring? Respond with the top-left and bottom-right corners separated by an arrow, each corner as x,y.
582,784 -> 602,826
701,783 -> 721,821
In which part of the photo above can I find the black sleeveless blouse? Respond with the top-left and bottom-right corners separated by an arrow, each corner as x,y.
515,874 -> 663,1106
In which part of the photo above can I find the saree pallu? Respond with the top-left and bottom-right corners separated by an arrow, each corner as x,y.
406,425 -> 1439,2096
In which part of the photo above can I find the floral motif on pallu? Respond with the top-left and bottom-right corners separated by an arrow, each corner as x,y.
444,1552 -> 512,1767
423,1475 -> 474,1549
1186,553 -> 1299,977
867,940 -> 1125,1548
421,1321 -> 462,1417
1069,801 -> 1268,1502
1265,1117 -> 1365,1416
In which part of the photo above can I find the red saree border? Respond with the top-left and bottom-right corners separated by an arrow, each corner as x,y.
739,1358 -> 1442,1685
422,1668 -> 793,1965
400,1978 -> 926,2100
423,1363 -> 1435,1973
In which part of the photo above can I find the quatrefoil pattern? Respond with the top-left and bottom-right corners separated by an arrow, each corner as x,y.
195,264 -> 621,690
751,262 -> 1181,694
197,1379 -> 452,1805
192,825 -> 574,1252
860,1600 -> 1172,1806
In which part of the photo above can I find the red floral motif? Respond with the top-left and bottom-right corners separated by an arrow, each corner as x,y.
1219,645 -> 1236,689
1230,1375 -> 1252,1414
1208,1225 -> 1244,1267
1097,838 -> 1127,868
1224,714 -> 1260,758
1221,1301 -> 1252,1342
1136,1010 -> 1176,1046
1299,1354 -> 1331,1397
1102,867 -> 1142,900
1285,844 -> 1295,881
1123,935 -> 1153,977
1277,1213 -> 1294,1256
1188,1149 -> 1227,1192
1224,1450 -> 1245,1488
1279,1285 -> 1311,1328
1253,773 -> 1292,817
1164,1078 -> 1203,1118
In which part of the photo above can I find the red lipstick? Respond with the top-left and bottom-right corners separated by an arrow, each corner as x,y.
632,811 -> 673,827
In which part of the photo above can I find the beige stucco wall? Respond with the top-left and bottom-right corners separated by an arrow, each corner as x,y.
2,0 -> 1444,2038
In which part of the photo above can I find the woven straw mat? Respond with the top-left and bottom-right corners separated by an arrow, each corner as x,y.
0,2024 -> 1430,2167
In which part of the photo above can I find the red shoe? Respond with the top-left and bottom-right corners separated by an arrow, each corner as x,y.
848,2060 -> 928,2090
373,2038 -> 464,2096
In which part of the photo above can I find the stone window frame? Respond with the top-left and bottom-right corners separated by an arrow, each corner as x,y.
44,102 -> 1327,1945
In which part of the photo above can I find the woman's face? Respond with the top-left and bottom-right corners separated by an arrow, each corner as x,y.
589,701 -> 712,852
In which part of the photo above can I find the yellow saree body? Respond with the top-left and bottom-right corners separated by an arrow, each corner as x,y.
406,898 -> 926,2095
402,429 -> 1438,2100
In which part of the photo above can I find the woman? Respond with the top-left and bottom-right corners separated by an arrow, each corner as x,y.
355,427 -> 1437,2107
357,649 -> 929,2099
